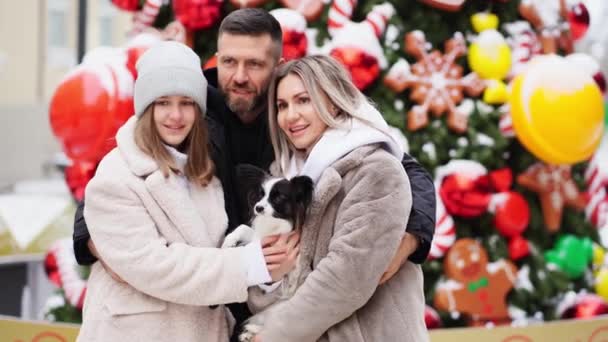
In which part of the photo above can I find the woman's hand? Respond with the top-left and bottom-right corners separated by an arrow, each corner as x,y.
253,335 -> 262,342
261,231 -> 300,282
379,232 -> 419,285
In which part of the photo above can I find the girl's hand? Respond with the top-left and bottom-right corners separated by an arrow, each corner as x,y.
261,231 -> 300,282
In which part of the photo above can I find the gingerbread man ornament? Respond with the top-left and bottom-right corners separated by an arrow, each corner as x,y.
434,238 -> 517,322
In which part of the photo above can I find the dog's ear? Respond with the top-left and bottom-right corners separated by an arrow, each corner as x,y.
235,164 -> 269,220
290,176 -> 314,230
290,176 -> 314,207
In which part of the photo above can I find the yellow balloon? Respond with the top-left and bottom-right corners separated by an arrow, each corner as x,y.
483,80 -> 508,104
510,55 -> 605,164
471,12 -> 499,33
596,269 -> 608,302
468,30 -> 512,80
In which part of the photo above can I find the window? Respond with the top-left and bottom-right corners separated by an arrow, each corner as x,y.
47,0 -> 75,67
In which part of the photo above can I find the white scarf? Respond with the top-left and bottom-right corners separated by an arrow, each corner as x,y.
285,101 -> 403,183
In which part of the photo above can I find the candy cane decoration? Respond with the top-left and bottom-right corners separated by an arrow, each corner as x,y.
498,104 -> 515,137
585,137 -> 608,229
328,0 -> 394,38
428,160 -> 487,259
46,239 -> 87,309
328,0 -> 356,36
131,0 -> 162,35
504,21 -> 542,79
429,197 -> 456,260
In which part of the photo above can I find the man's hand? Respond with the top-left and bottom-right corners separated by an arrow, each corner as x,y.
379,232 -> 420,285
87,239 -> 125,283
261,232 -> 300,282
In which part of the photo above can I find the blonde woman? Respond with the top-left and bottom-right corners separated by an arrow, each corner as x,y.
248,55 -> 428,342
78,41 -> 297,341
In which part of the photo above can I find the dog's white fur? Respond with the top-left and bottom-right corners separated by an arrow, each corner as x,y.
221,177 -> 304,342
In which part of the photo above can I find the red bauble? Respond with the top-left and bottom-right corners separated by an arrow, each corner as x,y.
508,235 -> 530,261
493,192 -> 530,238
568,3 -> 590,41
65,161 -> 97,202
559,294 -> 608,319
330,47 -> 380,91
173,0 -> 223,31
488,168 -> 513,192
282,30 -> 308,61
594,72 -> 607,94
425,305 -> 442,329
111,0 -> 140,11
439,174 -> 491,218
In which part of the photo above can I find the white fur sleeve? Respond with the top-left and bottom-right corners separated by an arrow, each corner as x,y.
84,175 -> 250,306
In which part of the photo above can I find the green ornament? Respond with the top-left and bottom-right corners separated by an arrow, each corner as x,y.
544,235 -> 593,279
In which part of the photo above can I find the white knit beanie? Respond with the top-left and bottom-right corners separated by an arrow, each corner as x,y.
133,41 -> 207,117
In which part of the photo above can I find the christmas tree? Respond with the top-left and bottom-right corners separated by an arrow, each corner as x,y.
47,0 -> 608,328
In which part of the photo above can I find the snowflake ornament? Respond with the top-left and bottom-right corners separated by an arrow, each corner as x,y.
384,31 -> 485,133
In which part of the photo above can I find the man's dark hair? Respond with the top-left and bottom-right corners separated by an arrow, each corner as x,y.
218,8 -> 283,59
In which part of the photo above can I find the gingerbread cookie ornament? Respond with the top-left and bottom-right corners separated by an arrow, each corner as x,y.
517,163 -> 587,232
434,239 -> 517,322
384,31 -> 485,133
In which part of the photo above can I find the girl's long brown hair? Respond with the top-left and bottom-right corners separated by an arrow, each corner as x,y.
134,104 -> 214,187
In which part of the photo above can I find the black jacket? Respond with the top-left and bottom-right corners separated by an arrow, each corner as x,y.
73,68 -> 435,265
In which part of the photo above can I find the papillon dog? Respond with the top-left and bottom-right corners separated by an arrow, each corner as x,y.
221,164 -> 313,249
221,164 -> 314,342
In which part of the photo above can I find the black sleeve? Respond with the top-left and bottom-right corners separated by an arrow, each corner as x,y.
402,153 -> 436,264
72,200 -> 97,265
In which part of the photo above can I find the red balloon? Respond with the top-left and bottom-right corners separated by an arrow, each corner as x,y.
111,0 -> 140,11
64,161 -> 97,202
508,235 -> 530,261
493,192 -> 530,238
568,3 -> 590,41
330,47 -> 380,91
173,0 -> 223,31
49,62 -> 133,163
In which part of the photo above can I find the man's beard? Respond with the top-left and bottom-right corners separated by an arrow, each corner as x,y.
221,86 -> 266,117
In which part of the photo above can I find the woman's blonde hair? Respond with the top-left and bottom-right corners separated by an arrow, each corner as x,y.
267,54 -> 378,175
134,104 -> 214,187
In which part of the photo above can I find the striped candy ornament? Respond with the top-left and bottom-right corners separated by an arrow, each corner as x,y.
498,104 -> 515,137
45,239 -> 87,309
585,138 -> 608,229
328,0 -> 393,38
429,198 -> 456,260
131,0 -> 162,35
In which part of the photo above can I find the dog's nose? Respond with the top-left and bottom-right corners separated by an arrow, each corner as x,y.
255,205 -> 264,214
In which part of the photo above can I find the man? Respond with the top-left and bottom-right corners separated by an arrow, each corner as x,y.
72,7 -> 435,336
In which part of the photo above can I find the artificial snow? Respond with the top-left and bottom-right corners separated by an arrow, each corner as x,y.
476,133 -> 495,146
